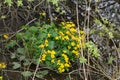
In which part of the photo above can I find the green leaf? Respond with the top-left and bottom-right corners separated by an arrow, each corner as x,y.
12,62 -> 21,69
48,41 -> 54,49
5,40 -> 17,49
16,33 -> 23,39
22,25 -> 29,30
41,70 -> 48,75
92,48 -> 100,58
43,24 -> 52,30
23,31 -> 32,40
94,19 -> 101,25
1,15 -> 6,19
21,71 -> 33,77
36,74 -> 43,79
36,70 -> 48,78
19,56 -> 25,61
79,57 -> 87,63
108,32 -> 114,39
92,52 -> 100,58
47,0 -> 59,6
50,29 -> 57,37
45,61 -> 51,66
108,56 -> 114,64
50,22 -> 55,27
17,48 -> 25,54
46,55 -> 51,60
10,53 -> 16,59
17,0 -> 23,7
4,0 -> 13,6
28,26 -> 38,33
38,33 -> 46,41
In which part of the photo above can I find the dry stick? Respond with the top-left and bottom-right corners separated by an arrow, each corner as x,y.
33,0 -> 44,11
86,0 -> 91,80
5,18 -> 37,42
48,3 -> 53,22
111,39 -> 120,79
75,1 -> 87,80
91,57 -> 112,80
0,18 -> 37,45
32,48 -> 44,80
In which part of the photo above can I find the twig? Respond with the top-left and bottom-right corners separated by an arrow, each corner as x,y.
76,0 -> 87,80
1,18 -> 37,43
33,0 -> 44,11
48,3 -> 53,22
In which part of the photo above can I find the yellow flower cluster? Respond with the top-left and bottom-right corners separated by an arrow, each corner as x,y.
0,62 -> 6,69
61,22 -> 75,28
45,39 -> 48,47
38,21 -> 85,73
39,44 -> 44,48
38,39 -> 49,48
40,50 -> 56,63
57,59 -> 70,73
61,22 -> 85,55
62,54 -> 69,63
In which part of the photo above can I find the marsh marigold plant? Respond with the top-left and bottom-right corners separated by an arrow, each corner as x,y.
8,21 -> 85,73
38,22 -> 85,73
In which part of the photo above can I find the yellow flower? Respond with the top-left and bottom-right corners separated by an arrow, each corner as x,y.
65,24 -> 71,28
64,36 -> 69,40
0,76 -> 3,80
72,50 -> 78,56
39,44 -> 44,48
63,50 -> 67,53
62,37 -> 65,40
74,47 -> 78,50
61,22 -> 65,25
71,42 -> 75,46
45,39 -> 48,43
51,54 -> 55,58
59,63 -> 64,68
62,54 -> 69,63
40,11 -> 46,16
3,34 -> 9,39
77,44 -> 80,48
49,50 -> 56,58
55,36 -> 59,40
70,28 -> 77,33
65,31 -> 71,35
71,35 -> 76,40
45,39 -> 48,47
67,46 -> 71,49
47,33 -> 51,37
80,30 -> 85,34
47,50 -> 51,53
51,50 -> 56,54
71,23 -> 75,27
0,62 -> 6,69
59,31 -> 64,36
65,63 -> 70,67
57,60 -> 61,65
41,54 -> 46,61
58,67 -> 65,73
51,59 -> 55,63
